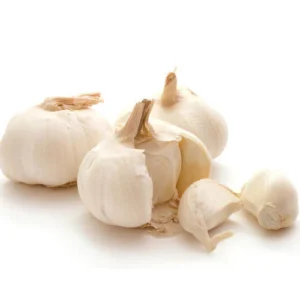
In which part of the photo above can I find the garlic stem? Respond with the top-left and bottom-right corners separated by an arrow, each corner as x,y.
161,71 -> 178,107
41,92 -> 103,111
117,99 -> 156,145
135,100 -> 156,143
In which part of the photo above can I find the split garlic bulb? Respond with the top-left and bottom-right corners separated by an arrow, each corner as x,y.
115,101 -> 212,200
151,71 -> 228,158
78,100 -> 156,227
178,179 -> 242,251
0,93 -> 112,187
240,170 -> 298,230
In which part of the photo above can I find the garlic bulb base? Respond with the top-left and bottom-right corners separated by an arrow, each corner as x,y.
257,203 -> 286,230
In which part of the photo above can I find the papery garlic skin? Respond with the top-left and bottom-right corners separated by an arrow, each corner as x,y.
178,179 -> 242,251
240,170 -> 298,230
151,71 -> 228,159
0,94 -> 112,187
78,139 -> 153,228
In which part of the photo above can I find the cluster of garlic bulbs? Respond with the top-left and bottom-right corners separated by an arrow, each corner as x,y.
0,70 -> 298,253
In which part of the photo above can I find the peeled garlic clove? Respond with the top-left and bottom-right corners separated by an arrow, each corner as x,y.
78,101 -> 154,228
0,93 -> 112,187
240,170 -> 298,230
178,179 -> 242,251
151,70 -> 228,158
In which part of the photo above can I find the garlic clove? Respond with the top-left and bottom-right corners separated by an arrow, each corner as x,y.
137,137 -> 182,205
240,170 -> 298,230
178,179 -> 242,251
150,119 -> 211,196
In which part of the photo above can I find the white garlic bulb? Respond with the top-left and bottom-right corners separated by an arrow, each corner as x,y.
151,71 -> 228,159
0,93 -> 112,187
78,99 -> 211,228
78,100 -> 157,227
240,170 -> 298,230
178,179 -> 242,251
115,102 -> 212,200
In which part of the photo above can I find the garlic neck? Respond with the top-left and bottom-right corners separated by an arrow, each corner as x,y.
161,72 -> 178,107
117,99 -> 155,145
41,92 -> 103,111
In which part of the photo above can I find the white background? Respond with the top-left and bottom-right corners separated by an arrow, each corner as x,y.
0,0 -> 300,299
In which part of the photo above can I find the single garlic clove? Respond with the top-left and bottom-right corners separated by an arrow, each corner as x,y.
240,170 -> 298,230
178,179 -> 242,251
137,135 -> 182,205
150,119 -> 211,196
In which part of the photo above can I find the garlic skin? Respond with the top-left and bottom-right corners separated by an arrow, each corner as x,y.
0,93 -> 112,187
240,170 -> 298,230
151,71 -> 228,159
178,179 -> 242,251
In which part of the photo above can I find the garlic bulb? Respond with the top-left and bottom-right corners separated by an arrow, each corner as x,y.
240,170 -> 298,230
0,93 -> 112,187
115,102 -> 212,199
78,100 -> 155,227
150,71 -> 228,159
178,179 -> 242,251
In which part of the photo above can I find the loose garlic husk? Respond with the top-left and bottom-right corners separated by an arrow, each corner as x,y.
150,70 -> 228,159
178,179 -> 242,252
240,170 -> 298,230
78,100 -> 154,228
0,93 -> 112,187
